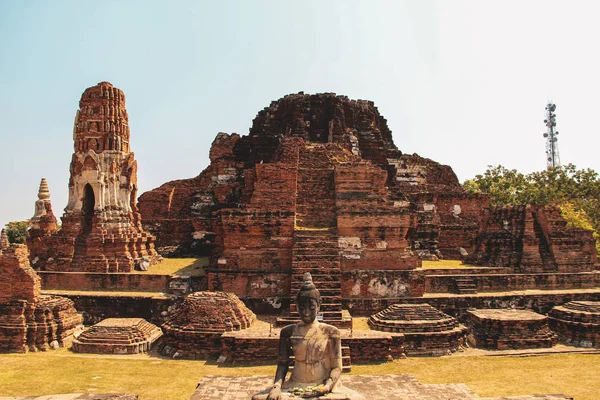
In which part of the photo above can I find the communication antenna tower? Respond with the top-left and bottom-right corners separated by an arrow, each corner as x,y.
543,100 -> 561,169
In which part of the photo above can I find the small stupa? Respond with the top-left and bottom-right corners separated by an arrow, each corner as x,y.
160,291 -> 256,359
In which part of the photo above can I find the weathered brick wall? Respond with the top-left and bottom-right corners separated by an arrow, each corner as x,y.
343,291 -> 600,318
33,82 -> 160,272
341,270 -> 424,298
548,301 -> 600,347
39,271 -> 171,292
0,245 -> 41,303
425,271 -> 600,294
0,245 -> 83,352
468,205 -> 598,273
466,309 -> 557,350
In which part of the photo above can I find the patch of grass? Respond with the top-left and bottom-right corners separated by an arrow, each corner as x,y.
134,258 -> 208,276
1,351 -> 598,399
351,353 -> 600,400
351,317 -> 371,331
0,349 -> 275,400
421,259 -> 474,269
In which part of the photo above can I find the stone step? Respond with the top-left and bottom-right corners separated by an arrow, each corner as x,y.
292,247 -> 339,255
290,302 -> 343,312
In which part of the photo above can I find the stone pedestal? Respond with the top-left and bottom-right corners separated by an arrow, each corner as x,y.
466,309 -> 557,350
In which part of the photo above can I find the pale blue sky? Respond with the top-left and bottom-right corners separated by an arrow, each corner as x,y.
2,1 -> 600,226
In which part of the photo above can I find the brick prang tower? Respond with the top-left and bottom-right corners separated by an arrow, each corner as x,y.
48,81 -> 160,272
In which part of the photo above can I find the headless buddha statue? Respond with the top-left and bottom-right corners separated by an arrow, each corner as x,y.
252,273 -> 365,400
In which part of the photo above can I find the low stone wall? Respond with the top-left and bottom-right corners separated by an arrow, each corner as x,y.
42,291 -> 174,325
344,290 -> 600,319
220,330 -> 405,364
39,272 -> 171,293
403,327 -> 467,356
548,301 -> 600,347
425,271 -> 600,294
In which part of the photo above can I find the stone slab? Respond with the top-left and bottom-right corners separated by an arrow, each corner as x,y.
190,375 -> 571,400
0,395 -> 137,400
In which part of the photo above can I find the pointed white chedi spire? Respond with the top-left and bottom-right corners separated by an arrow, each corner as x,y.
30,178 -> 53,229
38,178 -> 51,200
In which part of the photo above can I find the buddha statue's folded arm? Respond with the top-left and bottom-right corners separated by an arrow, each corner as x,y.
266,325 -> 293,400
322,327 -> 343,393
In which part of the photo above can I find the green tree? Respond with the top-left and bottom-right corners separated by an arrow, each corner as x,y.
4,221 -> 29,244
464,164 -> 600,250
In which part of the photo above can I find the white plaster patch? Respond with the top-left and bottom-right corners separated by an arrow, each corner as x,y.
218,258 -> 227,265
338,236 -> 361,249
423,203 -> 435,212
393,201 -> 410,208
350,280 -> 362,296
266,297 -> 282,309
367,278 -> 408,297
452,204 -> 462,217
376,241 -> 388,250
213,174 -> 236,185
342,253 -> 361,260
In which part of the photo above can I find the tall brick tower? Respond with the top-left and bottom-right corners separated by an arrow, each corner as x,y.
47,82 -> 160,272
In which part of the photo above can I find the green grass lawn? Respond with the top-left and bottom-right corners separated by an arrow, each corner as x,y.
133,258 -> 208,276
1,350 -> 598,400
421,259 -> 472,269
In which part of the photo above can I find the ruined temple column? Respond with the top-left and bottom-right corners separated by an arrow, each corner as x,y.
29,178 -> 58,233
43,81 -> 161,272
0,229 -> 9,252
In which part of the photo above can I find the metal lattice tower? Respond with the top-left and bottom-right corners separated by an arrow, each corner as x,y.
543,100 -> 561,169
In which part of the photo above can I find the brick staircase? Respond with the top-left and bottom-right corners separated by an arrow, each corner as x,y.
277,144 -> 351,328
454,277 -> 477,294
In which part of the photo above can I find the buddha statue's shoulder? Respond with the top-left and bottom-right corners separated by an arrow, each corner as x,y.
318,323 -> 341,338
280,324 -> 295,337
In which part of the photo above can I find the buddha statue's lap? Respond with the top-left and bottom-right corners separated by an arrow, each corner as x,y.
252,273 -> 365,400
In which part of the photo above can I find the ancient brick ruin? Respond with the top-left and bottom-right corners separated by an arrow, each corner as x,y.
27,178 -> 59,267
138,93 -> 489,325
0,228 -> 9,252
368,303 -> 467,356
0,244 -> 82,352
29,82 -> 160,273
466,309 -> 557,350
160,291 -> 256,359
548,301 -> 600,347
467,205 -> 597,272
73,318 -> 162,354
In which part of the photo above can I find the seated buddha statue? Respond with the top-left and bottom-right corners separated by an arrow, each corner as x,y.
253,273 -> 365,400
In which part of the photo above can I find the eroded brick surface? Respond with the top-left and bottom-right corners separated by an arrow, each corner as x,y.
29,82 -> 160,273
160,291 -> 255,359
368,303 -> 467,356
467,205 -> 597,273
466,309 -> 557,350
549,301 -> 600,347
0,245 -> 82,352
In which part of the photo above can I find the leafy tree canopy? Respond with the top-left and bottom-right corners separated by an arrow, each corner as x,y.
464,163 -> 600,235
4,221 -> 29,244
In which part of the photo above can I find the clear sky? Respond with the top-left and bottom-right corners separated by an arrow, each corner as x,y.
1,1 -> 600,227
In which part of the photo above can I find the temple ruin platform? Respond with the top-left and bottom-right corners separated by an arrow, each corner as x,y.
72,318 -> 162,354
220,326 -> 404,365
368,303 -> 468,356
466,309 -> 557,350
549,301 -> 600,347
190,374 -> 572,400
